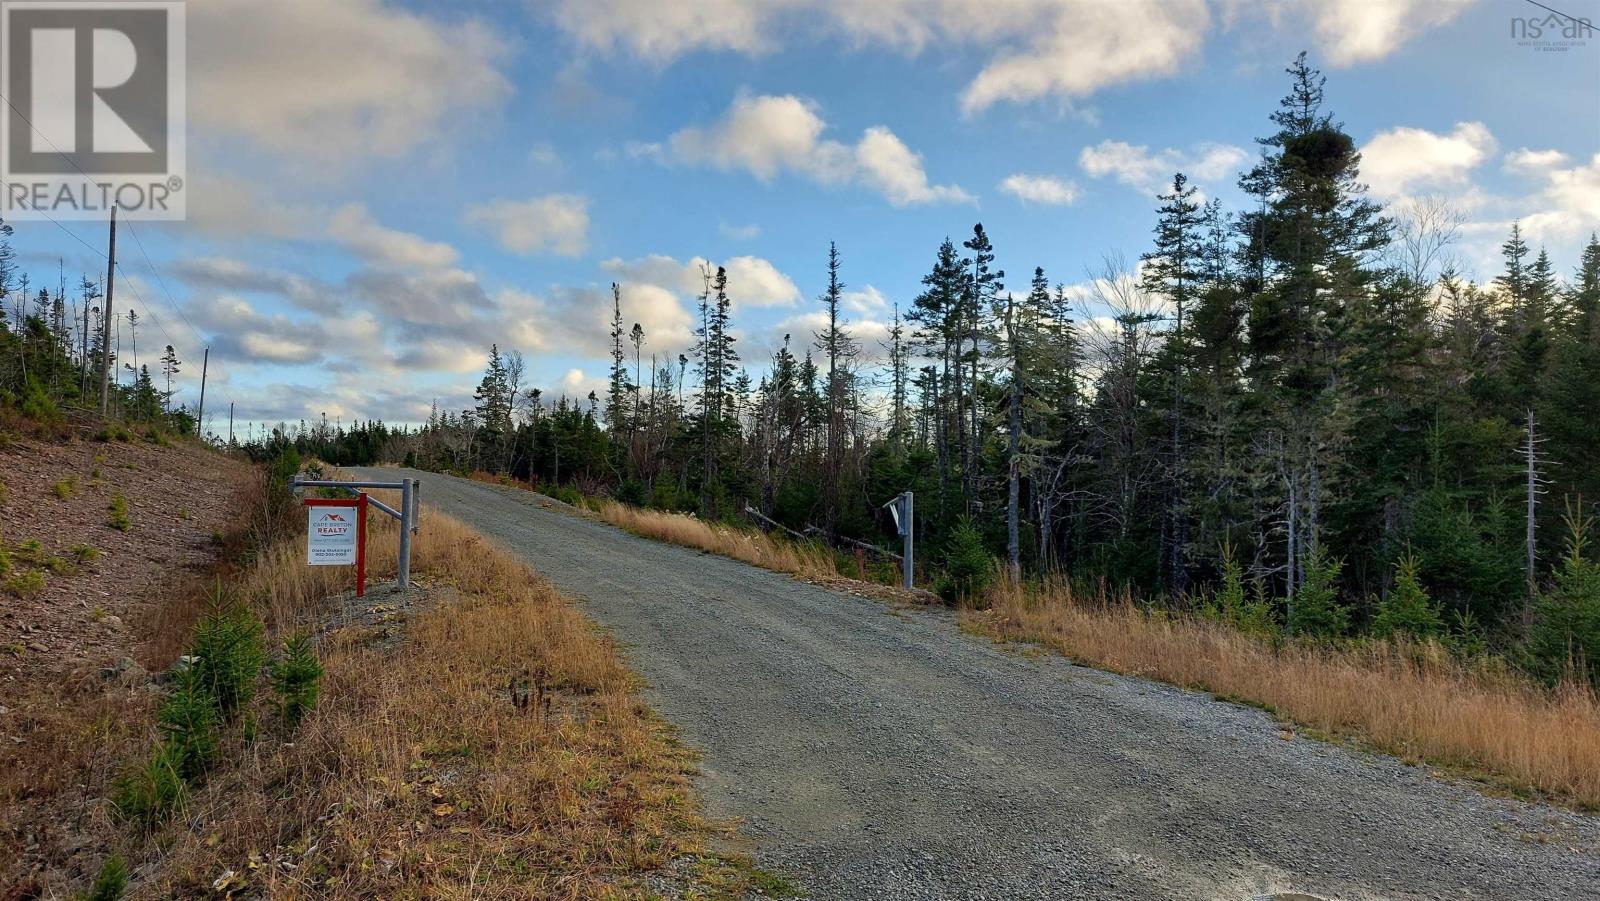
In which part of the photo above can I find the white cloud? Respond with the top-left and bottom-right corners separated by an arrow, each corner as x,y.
190,0 -> 511,160
855,126 -> 975,205
528,142 -> 561,166
1505,148 -> 1570,174
843,285 -> 890,316
1506,150 -> 1600,244
327,203 -> 460,269
1360,121 -> 1497,199
1078,140 -> 1248,195
720,221 -> 761,240
601,254 -> 801,307
548,1 -> 1472,115
765,310 -> 893,363
547,1 -> 1211,114
663,93 -> 971,205
462,195 -> 591,257
959,0 -> 1210,113
999,173 -> 1081,205
1292,0 -> 1478,66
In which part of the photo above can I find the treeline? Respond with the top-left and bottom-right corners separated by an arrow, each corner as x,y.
0,219 -> 196,434
258,56 -> 1599,672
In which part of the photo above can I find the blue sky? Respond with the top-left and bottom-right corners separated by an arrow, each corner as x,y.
8,0 -> 1598,435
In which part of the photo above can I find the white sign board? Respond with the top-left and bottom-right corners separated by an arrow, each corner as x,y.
307,507 -> 358,565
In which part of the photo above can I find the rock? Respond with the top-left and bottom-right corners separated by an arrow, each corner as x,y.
101,615 -> 124,630
102,655 -> 149,687
118,662 -> 150,688
27,641 -> 48,653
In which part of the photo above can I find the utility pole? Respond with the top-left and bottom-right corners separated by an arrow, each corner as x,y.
228,401 -> 235,445
196,347 -> 209,437
98,205 -> 117,416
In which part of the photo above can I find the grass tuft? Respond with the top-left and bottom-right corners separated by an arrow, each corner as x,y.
78,853 -> 128,901
5,569 -> 45,598
107,493 -> 131,531
596,500 -> 840,579
977,577 -> 1600,809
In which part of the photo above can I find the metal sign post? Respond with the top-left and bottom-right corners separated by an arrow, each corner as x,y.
882,491 -> 914,590
291,476 -> 419,591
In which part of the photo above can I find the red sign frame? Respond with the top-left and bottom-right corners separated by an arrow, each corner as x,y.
303,494 -> 369,597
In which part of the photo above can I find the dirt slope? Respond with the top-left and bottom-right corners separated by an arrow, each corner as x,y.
1,432 -> 248,895
352,468 -> 1600,901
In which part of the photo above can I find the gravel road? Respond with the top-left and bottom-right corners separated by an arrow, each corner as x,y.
355,468 -> 1600,901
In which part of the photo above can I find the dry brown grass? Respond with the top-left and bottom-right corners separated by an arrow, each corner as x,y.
126,506 -> 775,900
595,500 -> 840,580
975,578 -> 1600,809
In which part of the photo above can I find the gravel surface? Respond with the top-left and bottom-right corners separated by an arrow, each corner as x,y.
357,468 -> 1600,901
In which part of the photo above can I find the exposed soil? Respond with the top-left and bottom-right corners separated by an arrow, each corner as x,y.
0,426 -> 249,897
364,467 -> 1600,901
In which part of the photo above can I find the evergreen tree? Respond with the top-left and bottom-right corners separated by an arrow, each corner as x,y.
1372,551 -> 1443,640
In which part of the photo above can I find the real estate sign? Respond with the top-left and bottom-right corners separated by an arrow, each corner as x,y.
308,506 -> 358,565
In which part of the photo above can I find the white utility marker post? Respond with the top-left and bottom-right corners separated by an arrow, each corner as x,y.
884,491 -> 914,589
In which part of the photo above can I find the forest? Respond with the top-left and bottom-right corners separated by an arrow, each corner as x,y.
6,57 -> 1597,677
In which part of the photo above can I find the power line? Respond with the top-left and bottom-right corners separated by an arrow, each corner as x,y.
123,218 -> 203,344
1,87 -> 202,354
0,92 -> 223,429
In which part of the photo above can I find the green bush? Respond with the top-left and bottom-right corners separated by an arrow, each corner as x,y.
1372,551 -> 1443,640
107,494 -> 131,531
937,517 -> 992,604
648,478 -> 686,512
79,853 -> 127,901
270,635 -> 324,728
52,477 -> 78,500
1289,546 -> 1349,638
71,543 -> 99,563
4,569 -> 45,598
18,377 -> 61,424
1528,511 -> 1600,684
112,743 -> 186,825
189,592 -> 266,717
157,666 -> 220,780
1209,543 -> 1278,638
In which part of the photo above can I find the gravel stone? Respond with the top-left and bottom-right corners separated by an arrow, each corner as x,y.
359,468 -> 1600,901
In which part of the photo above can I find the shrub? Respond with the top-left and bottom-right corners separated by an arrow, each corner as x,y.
188,592 -> 266,717
270,635 -> 324,728
71,543 -> 99,563
43,555 -> 72,574
18,377 -> 62,424
1528,509 -> 1600,684
107,494 -> 131,531
80,853 -> 127,901
1289,546 -> 1349,638
52,477 -> 78,500
93,425 -> 134,443
157,666 -> 220,780
1210,542 -> 1278,638
937,517 -> 992,604
1372,550 -> 1443,640
4,570 -> 45,598
112,743 -> 186,825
